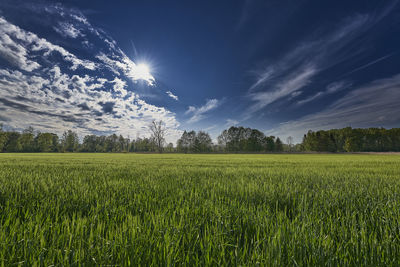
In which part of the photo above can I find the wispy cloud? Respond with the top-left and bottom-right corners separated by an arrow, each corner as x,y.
267,74 -> 400,142
166,91 -> 178,101
203,125 -> 217,132
248,65 -> 317,114
296,92 -> 324,106
225,119 -> 239,127
236,0 -> 254,30
341,52 -> 397,77
290,91 -> 302,98
186,99 -> 220,123
245,4 -> 397,118
296,81 -> 351,106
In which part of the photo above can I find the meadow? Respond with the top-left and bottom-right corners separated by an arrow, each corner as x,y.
1,153 -> 400,266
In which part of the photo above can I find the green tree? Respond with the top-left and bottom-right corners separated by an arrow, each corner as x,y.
4,132 -> 22,152
82,135 -> 98,152
165,143 -> 174,153
246,129 -> 265,152
177,131 -> 189,153
194,131 -> 213,152
20,127 -> 35,152
61,130 -> 79,152
264,136 -> 275,152
275,137 -> 283,152
36,133 -> 58,152
0,124 -> 7,152
217,129 -> 229,151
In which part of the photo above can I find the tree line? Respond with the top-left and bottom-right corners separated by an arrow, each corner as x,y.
1,123 -> 400,153
174,127 -> 285,153
0,124 -> 172,153
301,127 -> 400,152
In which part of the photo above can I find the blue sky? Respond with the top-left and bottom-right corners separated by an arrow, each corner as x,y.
0,0 -> 400,143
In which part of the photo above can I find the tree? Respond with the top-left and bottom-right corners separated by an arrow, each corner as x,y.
82,135 -> 97,152
246,129 -> 264,152
344,136 -> 361,152
275,137 -> 283,152
61,130 -> 79,152
286,136 -> 294,152
177,131 -> 190,153
20,127 -> 35,152
264,136 -> 275,152
0,124 -> 7,152
118,135 -> 127,152
177,130 -> 212,153
165,143 -> 174,153
217,129 -> 228,150
177,131 -> 187,152
4,132 -> 21,152
36,133 -> 58,152
220,126 -> 249,152
105,134 -> 119,152
134,137 -> 155,152
194,131 -> 213,152
149,120 -> 166,153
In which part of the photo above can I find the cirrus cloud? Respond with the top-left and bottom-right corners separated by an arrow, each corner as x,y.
186,99 -> 220,123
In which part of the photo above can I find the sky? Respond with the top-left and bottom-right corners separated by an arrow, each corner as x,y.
0,0 -> 400,143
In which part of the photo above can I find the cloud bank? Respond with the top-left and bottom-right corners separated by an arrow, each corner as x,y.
0,6 -> 180,142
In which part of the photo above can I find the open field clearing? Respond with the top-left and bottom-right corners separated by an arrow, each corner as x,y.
1,153 -> 400,266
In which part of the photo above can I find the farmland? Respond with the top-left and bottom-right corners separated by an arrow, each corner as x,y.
1,153 -> 400,266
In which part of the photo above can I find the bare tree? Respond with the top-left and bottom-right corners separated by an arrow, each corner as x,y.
149,120 -> 166,153
286,136 -> 294,152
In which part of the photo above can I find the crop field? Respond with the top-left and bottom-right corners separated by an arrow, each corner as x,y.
1,153 -> 400,266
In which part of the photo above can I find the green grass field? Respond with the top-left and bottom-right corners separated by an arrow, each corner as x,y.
1,153 -> 400,266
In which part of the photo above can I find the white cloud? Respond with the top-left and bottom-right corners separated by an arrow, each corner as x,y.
0,9 -> 181,143
54,22 -> 83,38
111,77 -> 128,97
0,16 -> 96,71
266,74 -> 400,142
0,67 -> 181,142
166,91 -> 179,101
0,18 -> 40,71
186,99 -> 220,123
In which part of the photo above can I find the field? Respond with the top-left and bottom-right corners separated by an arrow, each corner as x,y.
1,153 -> 400,266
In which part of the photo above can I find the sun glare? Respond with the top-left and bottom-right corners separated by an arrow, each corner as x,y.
137,63 -> 150,75
134,63 -> 153,84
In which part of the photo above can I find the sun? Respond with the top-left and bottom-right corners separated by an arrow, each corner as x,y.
125,60 -> 155,85
136,63 -> 150,77
133,62 -> 154,85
